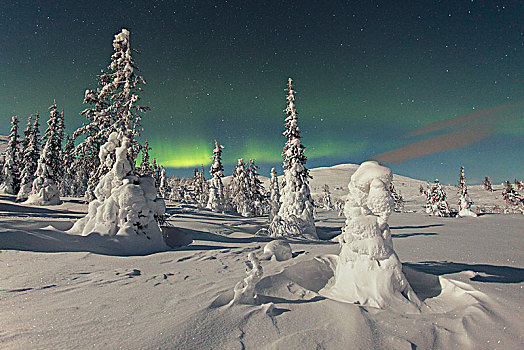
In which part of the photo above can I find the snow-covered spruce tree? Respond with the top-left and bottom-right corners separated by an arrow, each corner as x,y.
457,166 -> 477,217
502,181 -> 524,214
17,113 -> 41,200
158,166 -> 170,199
320,161 -> 421,312
247,159 -> 265,216
388,181 -> 404,212
75,28 -> 149,200
151,158 -> 161,189
20,114 -> 33,150
321,184 -> 334,210
515,179 -> 523,190
16,114 -> 34,198
230,158 -> 251,216
54,108 -> 65,181
139,139 -> 152,176
59,134 -> 76,196
269,78 -> 317,239
425,179 -> 451,217
25,102 -> 64,205
484,176 -> 493,192
268,168 -> 281,222
0,116 -> 20,194
206,140 -> 225,212
197,165 -> 208,206
69,132 -> 167,252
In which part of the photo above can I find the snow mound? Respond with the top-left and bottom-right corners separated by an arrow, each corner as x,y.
69,132 -> 168,254
261,240 -> 292,261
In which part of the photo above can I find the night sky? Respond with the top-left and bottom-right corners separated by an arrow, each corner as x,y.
1,0 -> 522,184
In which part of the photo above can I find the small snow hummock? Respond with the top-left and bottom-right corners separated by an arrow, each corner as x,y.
69,132 -> 168,253
321,161 -> 421,312
231,252 -> 263,305
261,240 -> 292,261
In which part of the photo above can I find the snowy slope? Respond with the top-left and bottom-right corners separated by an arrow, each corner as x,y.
0,192 -> 522,349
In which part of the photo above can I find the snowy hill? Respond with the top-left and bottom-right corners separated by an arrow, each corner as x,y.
303,163 -> 509,213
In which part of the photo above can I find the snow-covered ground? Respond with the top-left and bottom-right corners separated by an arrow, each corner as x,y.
0,164 -> 522,349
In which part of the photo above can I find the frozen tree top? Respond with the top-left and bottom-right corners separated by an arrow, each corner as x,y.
351,161 -> 392,189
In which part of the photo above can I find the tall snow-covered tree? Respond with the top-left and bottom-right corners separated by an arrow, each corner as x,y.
206,140 -> 225,212
59,134 -> 76,196
230,158 -> 251,216
425,179 -> 451,217
74,28 -> 149,200
17,113 -> 41,200
269,78 -> 317,239
151,158 -> 160,188
247,159 -> 265,216
42,101 -> 63,182
139,139 -> 152,176
26,102 -> 64,205
21,114 -> 33,150
0,116 -> 20,194
198,165 -> 208,206
483,176 -> 493,192
457,166 -> 476,217
268,168 -> 281,222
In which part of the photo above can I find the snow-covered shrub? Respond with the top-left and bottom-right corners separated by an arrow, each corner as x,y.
262,240 -> 292,261
69,132 -> 167,252
502,181 -> 524,214
231,252 -> 263,305
457,166 -> 477,217
269,78 -> 316,239
323,161 -> 421,311
483,176 -> 493,192
425,179 -> 451,217
388,181 -> 404,212
321,184 -> 334,210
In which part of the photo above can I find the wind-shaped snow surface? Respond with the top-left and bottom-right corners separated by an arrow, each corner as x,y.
69,132 -> 168,254
231,252 -> 263,305
321,161 -> 421,312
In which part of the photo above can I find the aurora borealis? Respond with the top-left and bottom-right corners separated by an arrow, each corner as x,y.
1,1 -> 522,184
